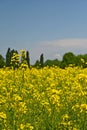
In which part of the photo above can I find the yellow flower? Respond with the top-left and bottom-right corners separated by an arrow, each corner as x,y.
0,112 -> 6,119
80,104 -> 87,112
73,128 -> 77,130
13,94 -> 22,101
26,123 -> 34,130
20,124 -> 25,129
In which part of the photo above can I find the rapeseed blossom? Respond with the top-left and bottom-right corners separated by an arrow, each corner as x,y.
0,112 -> 6,119
0,66 -> 87,129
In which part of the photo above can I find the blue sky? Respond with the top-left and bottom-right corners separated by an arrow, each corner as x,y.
0,0 -> 87,63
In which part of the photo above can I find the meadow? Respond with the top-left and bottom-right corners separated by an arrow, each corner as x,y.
0,66 -> 87,130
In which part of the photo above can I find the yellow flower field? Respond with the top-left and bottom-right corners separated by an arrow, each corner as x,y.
0,66 -> 87,130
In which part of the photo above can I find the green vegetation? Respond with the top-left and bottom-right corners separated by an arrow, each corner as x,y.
1,47 -> 87,68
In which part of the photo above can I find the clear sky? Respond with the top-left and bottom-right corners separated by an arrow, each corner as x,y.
0,0 -> 87,63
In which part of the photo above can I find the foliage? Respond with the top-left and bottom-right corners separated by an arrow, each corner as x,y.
0,54 -> 5,68
44,59 -> 61,67
76,54 -> 87,68
34,54 -> 44,68
26,51 -> 30,68
34,60 -> 40,68
0,66 -> 87,129
1,48 -> 87,68
10,52 -> 20,69
40,53 -> 44,68
6,48 -> 18,67
61,52 -> 76,68
6,48 -> 11,67
20,50 -> 26,64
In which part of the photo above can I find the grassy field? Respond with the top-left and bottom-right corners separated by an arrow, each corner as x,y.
0,66 -> 87,130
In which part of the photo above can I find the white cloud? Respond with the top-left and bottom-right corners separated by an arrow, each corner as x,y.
30,38 -> 87,64
41,38 -> 87,47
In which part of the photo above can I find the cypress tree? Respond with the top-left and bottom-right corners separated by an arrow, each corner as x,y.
40,53 -> 44,67
26,51 -> 30,68
6,48 -> 11,67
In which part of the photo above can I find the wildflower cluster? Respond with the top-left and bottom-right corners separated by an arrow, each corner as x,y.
0,66 -> 86,129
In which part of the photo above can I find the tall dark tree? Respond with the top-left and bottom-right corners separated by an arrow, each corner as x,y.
26,51 -> 30,68
40,53 -> 44,67
6,48 -> 18,67
0,54 -> 5,68
6,48 -> 11,67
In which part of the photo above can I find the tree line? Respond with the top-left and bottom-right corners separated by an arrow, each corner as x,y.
0,47 -> 87,69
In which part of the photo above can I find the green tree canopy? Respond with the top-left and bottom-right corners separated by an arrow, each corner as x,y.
61,52 -> 76,68
44,59 -> 60,67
